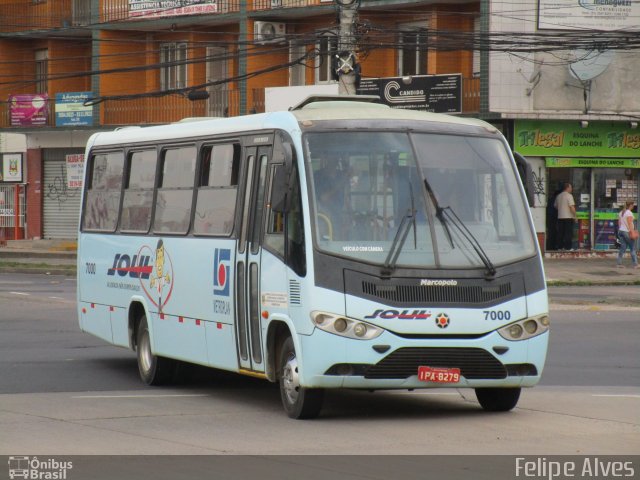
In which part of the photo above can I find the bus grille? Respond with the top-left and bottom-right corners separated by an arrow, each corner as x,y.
362,281 -> 512,304
364,347 -> 507,380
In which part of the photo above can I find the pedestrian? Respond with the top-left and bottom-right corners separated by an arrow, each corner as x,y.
616,201 -> 639,269
553,182 -> 576,251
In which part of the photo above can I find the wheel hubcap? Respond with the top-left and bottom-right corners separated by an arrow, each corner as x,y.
282,353 -> 300,405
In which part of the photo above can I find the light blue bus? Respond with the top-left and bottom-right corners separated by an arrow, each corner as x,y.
78,96 -> 549,418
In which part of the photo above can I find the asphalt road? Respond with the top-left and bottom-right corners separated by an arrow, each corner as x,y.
0,273 -> 638,459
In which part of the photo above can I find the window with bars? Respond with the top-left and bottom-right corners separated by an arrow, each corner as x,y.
35,49 -> 48,94
160,42 -> 188,91
398,25 -> 428,76
315,34 -> 338,84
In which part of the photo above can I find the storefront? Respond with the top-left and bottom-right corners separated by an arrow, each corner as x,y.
514,120 -> 640,251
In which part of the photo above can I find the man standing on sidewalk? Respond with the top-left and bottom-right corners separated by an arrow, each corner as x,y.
554,182 -> 576,251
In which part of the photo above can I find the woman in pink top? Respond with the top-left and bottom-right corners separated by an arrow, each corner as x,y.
616,201 -> 638,269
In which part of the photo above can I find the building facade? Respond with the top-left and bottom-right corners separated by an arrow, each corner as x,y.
489,0 -> 640,252
0,0 -> 482,240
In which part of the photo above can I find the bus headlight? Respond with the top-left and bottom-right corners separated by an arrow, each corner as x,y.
498,315 -> 550,341
310,311 -> 384,340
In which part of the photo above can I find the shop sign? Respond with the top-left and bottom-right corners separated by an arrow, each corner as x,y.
55,92 -> 93,127
9,94 -> 49,126
0,153 -> 23,182
128,0 -> 218,18
515,120 -> 640,157
357,74 -> 462,113
538,0 -> 639,32
546,158 -> 640,168
66,154 -> 85,189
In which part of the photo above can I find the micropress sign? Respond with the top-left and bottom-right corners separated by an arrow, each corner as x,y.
357,74 -> 462,113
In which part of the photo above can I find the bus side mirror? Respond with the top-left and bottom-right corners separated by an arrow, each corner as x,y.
271,143 -> 294,213
514,152 -> 535,208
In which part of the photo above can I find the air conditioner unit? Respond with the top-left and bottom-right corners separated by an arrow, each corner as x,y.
254,21 -> 286,44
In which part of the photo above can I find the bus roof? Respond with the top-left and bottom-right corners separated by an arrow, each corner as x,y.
87,99 -> 497,149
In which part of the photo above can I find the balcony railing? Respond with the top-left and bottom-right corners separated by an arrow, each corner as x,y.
101,90 -> 246,125
0,0 -> 77,33
0,79 -> 478,129
462,77 -> 480,113
101,0 -> 240,23
252,0 -> 334,10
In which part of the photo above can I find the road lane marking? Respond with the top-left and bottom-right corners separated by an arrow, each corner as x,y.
592,394 -> 640,398
10,291 -> 30,296
72,394 -> 210,399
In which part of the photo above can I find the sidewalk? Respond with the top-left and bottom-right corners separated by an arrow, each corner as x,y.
0,239 -> 639,285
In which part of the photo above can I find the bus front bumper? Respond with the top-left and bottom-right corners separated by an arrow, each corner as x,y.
297,327 -> 549,390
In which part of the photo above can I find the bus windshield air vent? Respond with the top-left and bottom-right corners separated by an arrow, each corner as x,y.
289,280 -> 301,305
362,281 -> 511,305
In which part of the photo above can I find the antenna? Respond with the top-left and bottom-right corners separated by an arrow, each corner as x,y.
568,49 -> 615,82
566,49 -> 615,113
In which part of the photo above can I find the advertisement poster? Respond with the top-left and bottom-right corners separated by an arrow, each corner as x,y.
55,92 -> 93,127
9,94 -> 49,126
1,153 -> 23,182
128,0 -> 218,18
538,0 -> 639,31
357,74 -> 462,113
65,154 -> 85,189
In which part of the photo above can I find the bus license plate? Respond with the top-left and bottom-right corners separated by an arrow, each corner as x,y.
418,366 -> 461,383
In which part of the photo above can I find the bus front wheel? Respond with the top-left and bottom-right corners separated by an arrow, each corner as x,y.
136,315 -> 176,386
475,387 -> 521,412
279,336 -> 324,419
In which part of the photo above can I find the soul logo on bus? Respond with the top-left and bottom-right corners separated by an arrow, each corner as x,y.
107,240 -> 174,313
364,309 -> 432,320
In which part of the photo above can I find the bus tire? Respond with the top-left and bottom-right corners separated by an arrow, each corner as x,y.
279,336 -> 324,419
136,314 -> 175,386
475,387 -> 521,412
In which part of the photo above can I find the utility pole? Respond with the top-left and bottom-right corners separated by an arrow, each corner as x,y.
336,0 -> 359,95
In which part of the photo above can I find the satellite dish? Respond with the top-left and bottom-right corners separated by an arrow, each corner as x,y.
568,49 -> 615,82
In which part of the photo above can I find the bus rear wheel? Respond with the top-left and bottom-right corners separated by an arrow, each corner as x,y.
279,336 -> 324,419
475,387 -> 521,412
136,315 -> 176,386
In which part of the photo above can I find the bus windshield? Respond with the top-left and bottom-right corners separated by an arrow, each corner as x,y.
306,131 -> 536,269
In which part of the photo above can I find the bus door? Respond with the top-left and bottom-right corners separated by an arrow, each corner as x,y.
235,144 -> 270,372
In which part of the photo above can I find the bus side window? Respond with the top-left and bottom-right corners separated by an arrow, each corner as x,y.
120,149 -> 156,233
264,165 -> 285,257
154,146 -> 196,235
287,166 -> 306,277
194,143 -> 240,236
83,151 -> 124,232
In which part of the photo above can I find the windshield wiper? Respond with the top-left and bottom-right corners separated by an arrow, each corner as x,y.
423,178 -> 454,248
423,179 -> 496,278
381,182 -> 417,276
442,206 -> 497,277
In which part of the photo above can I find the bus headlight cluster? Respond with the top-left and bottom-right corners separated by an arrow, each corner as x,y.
311,311 -> 384,340
498,315 -> 550,341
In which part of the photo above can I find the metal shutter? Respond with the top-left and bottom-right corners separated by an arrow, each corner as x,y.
43,149 -> 84,239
